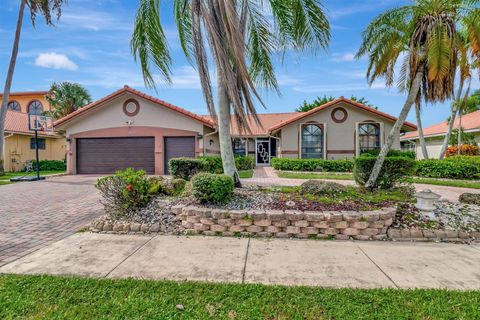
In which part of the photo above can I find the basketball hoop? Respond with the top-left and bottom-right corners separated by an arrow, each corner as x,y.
29,114 -> 54,132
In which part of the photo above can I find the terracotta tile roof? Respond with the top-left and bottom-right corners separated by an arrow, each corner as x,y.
268,97 -> 417,131
401,109 -> 480,140
204,112 -> 302,136
55,85 -> 214,127
4,110 -> 59,137
0,91 -> 49,97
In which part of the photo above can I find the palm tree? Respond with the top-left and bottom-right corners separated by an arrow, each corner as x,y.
356,0 -> 480,189
45,82 -> 92,119
415,101 -> 429,159
0,0 -> 67,175
131,0 -> 330,185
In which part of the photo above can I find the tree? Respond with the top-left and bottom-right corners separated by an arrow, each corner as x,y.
455,86 -> 480,153
45,82 -> 92,119
415,101 -> 429,159
295,95 -> 377,112
0,0 -> 67,175
356,0 -> 480,189
132,0 -> 330,185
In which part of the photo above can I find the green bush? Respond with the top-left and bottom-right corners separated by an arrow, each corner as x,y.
95,168 -> 160,220
271,158 -> 354,172
415,158 -> 480,179
191,172 -> 234,204
458,193 -> 480,205
148,176 -> 186,196
31,160 -> 66,171
300,180 -> 347,196
360,149 -> 416,159
354,156 -> 415,189
169,158 -> 205,180
235,155 -> 255,170
198,156 -> 223,174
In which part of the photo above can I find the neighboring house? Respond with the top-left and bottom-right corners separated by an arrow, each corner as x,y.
400,109 -> 480,159
55,85 -> 417,175
1,91 -> 66,172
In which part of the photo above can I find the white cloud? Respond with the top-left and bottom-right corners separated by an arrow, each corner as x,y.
331,52 -> 356,62
35,52 -> 78,70
292,81 -> 387,93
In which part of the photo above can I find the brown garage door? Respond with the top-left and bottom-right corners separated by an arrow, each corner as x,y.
77,137 -> 155,174
164,136 -> 196,174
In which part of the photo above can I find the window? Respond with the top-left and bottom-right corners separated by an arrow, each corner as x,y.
232,138 -> 246,156
359,123 -> 380,153
27,100 -> 43,115
30,138 -> 46,150
7,101 -> 21,112
301,124 -> 323,158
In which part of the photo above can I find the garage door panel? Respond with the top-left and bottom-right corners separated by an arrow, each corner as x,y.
77,137 -> 155,174
164,137 -> 195,174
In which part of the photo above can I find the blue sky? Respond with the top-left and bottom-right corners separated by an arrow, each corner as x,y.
0,0 -> 473,126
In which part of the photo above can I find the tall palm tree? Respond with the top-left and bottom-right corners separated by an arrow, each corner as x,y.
415,101 -> 429,159
356,0 -> 480,189
131,0 -> 330,185
0,0 -> 67,175
45,82 -> 92,119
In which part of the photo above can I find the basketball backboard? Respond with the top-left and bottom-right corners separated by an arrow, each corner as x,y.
29,114 -> 54,132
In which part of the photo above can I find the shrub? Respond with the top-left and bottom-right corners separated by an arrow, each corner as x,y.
235,155 -> 255,170
459,193 -> 480,205
95,168 -> 160,220
415,158 -> 480,179
354,156 -> 415,189
198,156 -> 223,174
169,158 -> 205,180
191,172 -> 233,204
360,149 -> 416,159
300,180 -> 347,196
31,160 -> 66,171
148,176 -> 186,196
446,144 -> 479,157
271,158 -> 354,172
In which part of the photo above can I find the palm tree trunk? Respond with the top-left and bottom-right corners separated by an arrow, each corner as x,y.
439,82 -> 464,159
415,101 -> 428,159
217,68 -> 241,187
365,64 -> 424,189
457,111 -> 463,156
0,0 -> 26,175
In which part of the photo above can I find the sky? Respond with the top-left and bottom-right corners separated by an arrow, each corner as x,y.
0,0 -> 475,127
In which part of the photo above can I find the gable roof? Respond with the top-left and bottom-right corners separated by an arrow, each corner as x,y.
55,85 -> 214,128
268,97 -> 417,132
4,110 -> 60,137
0,91 -> 49,98
401,109 -> 480,140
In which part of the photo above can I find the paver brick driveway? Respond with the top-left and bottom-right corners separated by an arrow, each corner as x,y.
0,175 -> 103,267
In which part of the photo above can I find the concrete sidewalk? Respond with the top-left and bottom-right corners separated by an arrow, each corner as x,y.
1,233 -> 480,289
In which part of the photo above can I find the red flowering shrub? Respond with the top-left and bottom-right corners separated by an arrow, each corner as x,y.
446,144 -> 479,157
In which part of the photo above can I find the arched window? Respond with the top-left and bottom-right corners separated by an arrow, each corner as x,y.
359,123 -> 380,153
7,101 -> 21,112
301,124 -> 323,158
27,100 -> 43,115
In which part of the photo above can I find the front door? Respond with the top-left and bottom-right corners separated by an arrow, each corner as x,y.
256,139 -> 270,166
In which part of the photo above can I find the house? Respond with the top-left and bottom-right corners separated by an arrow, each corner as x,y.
54,86 -> 417,175
2,91 -> 66,172
400,109 -> 480,159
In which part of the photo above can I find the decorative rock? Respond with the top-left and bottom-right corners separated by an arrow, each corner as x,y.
182,206 -> 197,216
349,221 -> 369,229
211,209 -> 228,219
304,211 -> 325,221
362,212 -> 379,222
249,210 -> 266,220
342,228 -> 359,236
196,208 -> 212,218
343,212 -> 361,222
325,212 -> 343,222
445,230 -> 458,238
369,221 -> 384,229
246,225 -> 263,233
130,223 -> 141,232
176,304 -> 185,311
141,224 -> 150,232
335,234 -> 350,240
265,226 -> 280,233
354,235 -> 370,240
103,222 -> 113,232
434,230 -> 447,239
301,227 -> 319,235
112,223 -> 123,232
171,205 -> 184,215
458,231 -> 470,239
471,231 -> 480,239
422,230 -> 436,238
237,218 -> 253,227
311,221 -> 329,229
296,233 -> 309,239
267,210 -> 286,221
182,221 -> 194,229
217,219 -> 233,227
285,226 -> 301,234
400,229 -> 411,238
333,221 -> 348,229
410,228 -> 423,238
186,216 -> 200,223
361,228 -> 379,236
285,210 -> 304,221
229,225 -> 245,232
123,223 -> 130,232
149,223 -> 160,232
275,232 -> 289,238
254,219 -> 272,227
229,210 -> 247,219
210,225 -> 226,232
193,223 -> 210,231
257,232 -> 272,238
294,220 -> 309,228
383,218 -> 394,226
324,228 -> 338,235
199,218 -> 215,225
272,220 -> 289,227
373,234 -> 387,240
222,231 -> 234,237
387,229 -> 401,239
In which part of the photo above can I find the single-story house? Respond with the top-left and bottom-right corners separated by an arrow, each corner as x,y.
55,85 -> 417,175
400,109 -> 480,159
2,91 -> 66,172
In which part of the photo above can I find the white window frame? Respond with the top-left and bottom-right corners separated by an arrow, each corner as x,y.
355,122 -> 384,157
298,122 -> 327,160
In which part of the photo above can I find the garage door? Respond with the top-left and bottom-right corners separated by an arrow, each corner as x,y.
77,137 -> 155,174
164,137 -> 196,174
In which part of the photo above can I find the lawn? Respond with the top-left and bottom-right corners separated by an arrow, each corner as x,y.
0,170 -> 65,181
238,169 -> 254,178
1,275 -> 479,319
277,171 -> 480,189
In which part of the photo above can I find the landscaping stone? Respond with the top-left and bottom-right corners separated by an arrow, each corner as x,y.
342,228 -> 359,236
229,210 -> 247,219
217,219 -> 233,227
210,225 -> 226,232
333,221 -> 348,229
194,223 -> 210,231
301,227 -> 319,235
229,225 -> 245,232
350,221 -> 369,229
294,220 -> 309,228
237,219 -> 253,227
335,234 -> 350,240
325,212 -> 343,222
304,211 -> 325,221
130,223 -> 141,232
410,228 -> 423,239
267,210 -> 286,221
272,220 -> 289,227
254,219 -> 272,227
275,232 -> 289,238
211,209 -> 228,219
103,222 -> 113,232
249,210 -> 266,220
361,228 -> 379,236
285,226 -> 301,234
246,225 -> 263,233
285,210 -> 304,221
312,221 -> 329,228
199,218 -> 215,225
112,223 -> 123,232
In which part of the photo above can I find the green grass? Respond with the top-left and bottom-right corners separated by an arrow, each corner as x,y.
277,171 -> 354,180
1,275 -> 479,319
238,169 -> 254,179
408,177 -> 480,189
0,170 -> 65,181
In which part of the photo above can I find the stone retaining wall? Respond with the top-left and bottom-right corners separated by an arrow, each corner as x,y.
171,205 -> 396,240
388,228 -> 479,242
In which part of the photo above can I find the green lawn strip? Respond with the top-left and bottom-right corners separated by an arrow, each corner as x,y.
0,170 -> 66,180
277,171 -> 354,180
1,275 -> 479,319
238,170 -> 254,179
408,177 -> 480,190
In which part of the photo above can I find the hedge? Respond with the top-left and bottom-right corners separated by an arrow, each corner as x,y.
169,156 -> 255,180
415,157 -> 480,179
360,149 -> 416,159
271,158 -> 354,172
354,156 -> 415,189
191,172 -> 234,204
31,160 -> 66,171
